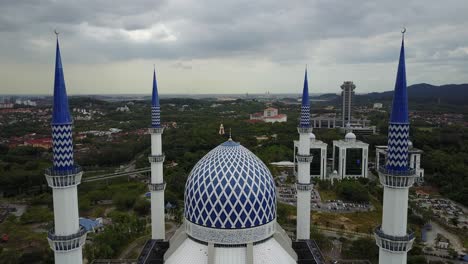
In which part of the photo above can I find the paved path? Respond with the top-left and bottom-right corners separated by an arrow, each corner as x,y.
118,234 -> 150,259
426,221 -> 465,253
316,226 -> 373,239
425,255 -> 466,264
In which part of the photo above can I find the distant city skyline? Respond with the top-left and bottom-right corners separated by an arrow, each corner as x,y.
1,0 -> 467,95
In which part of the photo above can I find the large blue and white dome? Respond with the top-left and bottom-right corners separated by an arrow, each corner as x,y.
184,140 -> 277,244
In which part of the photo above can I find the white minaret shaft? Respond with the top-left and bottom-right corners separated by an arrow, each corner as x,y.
45,36 -> 86,264
296,69 -> 313,240
375,32 -> 415,264
149,69 -> 165,240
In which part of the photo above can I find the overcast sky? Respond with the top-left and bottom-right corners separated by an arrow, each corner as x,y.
0,0 -> 467,95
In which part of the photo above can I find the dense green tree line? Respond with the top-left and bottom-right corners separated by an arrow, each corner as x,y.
84,211 -> 146,260
413,126 -> 468,206
0,146 -> 49,195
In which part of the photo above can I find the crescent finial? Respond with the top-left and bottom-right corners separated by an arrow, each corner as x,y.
54,30 -> 59,37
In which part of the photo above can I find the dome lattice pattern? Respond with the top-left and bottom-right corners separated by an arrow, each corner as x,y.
185,140 -> 276,229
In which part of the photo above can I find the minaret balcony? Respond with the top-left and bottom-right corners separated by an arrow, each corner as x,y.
149,182 -> 166,191
44,165 -> 83,188
148,154 -> 165,163
47,226 -> 87,252
378,166 -> 416,188
297,127 -> 313,134
374,226 -> 414,253
148,127 -> 164,134
296,154 -> 313,163
296,182 -> 313,191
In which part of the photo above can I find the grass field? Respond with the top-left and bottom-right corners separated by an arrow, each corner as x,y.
416,127 -> 434,132
312,197 -> 383,234
318,189 -> 339,201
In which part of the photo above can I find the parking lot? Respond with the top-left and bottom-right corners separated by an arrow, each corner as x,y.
277,183 -> 373,213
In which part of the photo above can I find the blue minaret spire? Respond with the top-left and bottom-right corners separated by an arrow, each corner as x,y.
51,35 -> 74,171
300,67 -> 311,127
386,32 -> 410,172
151,68 -> 161,128
52,37 -> 72,125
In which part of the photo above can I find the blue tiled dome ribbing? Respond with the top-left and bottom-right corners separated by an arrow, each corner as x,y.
184,140 -> 276,229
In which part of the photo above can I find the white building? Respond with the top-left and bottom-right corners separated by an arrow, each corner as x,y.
15,99 -> 37,106
293,133 -> 327,180
250,107 -> 287,123
341,81 -> 356,126
332,132 -> 369,179
116,105 -> 130,112
373,103 -> 383,109
0,103 -> 13,109
376,141 -> 424,183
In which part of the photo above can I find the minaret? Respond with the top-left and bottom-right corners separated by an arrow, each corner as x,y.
375,30 -> 416,264
219,123 -> 225,135
149,68 -> 165,240
296,68 -> 313,240
45,34 -> 86,264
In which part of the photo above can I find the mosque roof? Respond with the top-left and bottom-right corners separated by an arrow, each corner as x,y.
345,132 -> 356,141
79,217 -> 103,232
184,140 -> 276,231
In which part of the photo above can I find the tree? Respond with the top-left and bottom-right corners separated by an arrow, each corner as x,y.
310,226 -> 332,251
335,180 -> 370,203
407,256 -> 427,264
450,217 -> 459,227
113,192 -> 136,210
342,238 -> 379,263
133,197 -> 150,216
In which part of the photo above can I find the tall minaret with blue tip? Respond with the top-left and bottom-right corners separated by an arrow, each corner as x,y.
375,30 -> 416,264
45,34 -> 86,264
296,68 -> 313,240
149,68 -> 166,240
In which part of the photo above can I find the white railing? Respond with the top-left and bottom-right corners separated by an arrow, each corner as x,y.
44,165 -> 83,188
47,226 -> 87,252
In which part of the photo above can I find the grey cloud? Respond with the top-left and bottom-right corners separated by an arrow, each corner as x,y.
1,0 -> 467,64
0,0 -> 468,94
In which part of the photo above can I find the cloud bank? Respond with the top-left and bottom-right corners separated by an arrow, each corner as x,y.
0,0 -> 467,94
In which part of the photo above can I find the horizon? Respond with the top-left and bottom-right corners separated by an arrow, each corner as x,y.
1,82 -> 465,97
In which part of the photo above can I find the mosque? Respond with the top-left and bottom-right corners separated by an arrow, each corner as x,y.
45,31 -> 414,264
